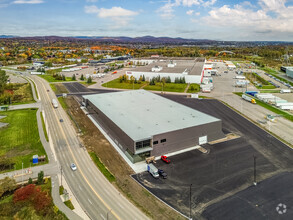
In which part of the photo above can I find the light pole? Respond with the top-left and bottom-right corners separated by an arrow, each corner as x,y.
107,209 -> 112,220
21,162 -> 23,185
253,155 -> 257,186
60,165 -> 63,186
190,184 -> 192,220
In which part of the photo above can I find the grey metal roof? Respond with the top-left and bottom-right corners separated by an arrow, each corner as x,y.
83,90 -> 220,142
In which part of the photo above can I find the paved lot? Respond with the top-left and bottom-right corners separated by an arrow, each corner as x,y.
133,96 -> 293,219
202,172 -> 293,220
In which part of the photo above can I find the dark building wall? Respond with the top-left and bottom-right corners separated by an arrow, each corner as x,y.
151,121 -> 224,156
86,100 -> 135,153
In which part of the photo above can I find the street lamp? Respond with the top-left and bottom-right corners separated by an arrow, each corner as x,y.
253,155 -> 257,186
190,184 -> 192,220
107,209 -> 112,220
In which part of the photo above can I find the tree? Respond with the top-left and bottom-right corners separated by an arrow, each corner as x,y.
0,70 -> 8,93
44,61 -> 53,67
80,74 -> 84,81
0,177 -> 17,197
28,178 -> 33,184
166,76 -> 171,83
87,76 -> 92,84
142,75 -> 145,81
72,74 -> 76,81
62,75 -> 66,81
37,171 -> 44,185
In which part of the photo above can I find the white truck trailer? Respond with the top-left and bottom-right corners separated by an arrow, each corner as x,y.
242,94 -> 256,104
52,99 -> 58,108
147,163 -> 159,178
280,89 -> 291,93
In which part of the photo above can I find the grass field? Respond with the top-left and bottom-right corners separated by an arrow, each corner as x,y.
0,109 -> 47,172
144,82 -> 188,92
50,83 -> 68,94
102,78 -> 147,89
39,75 -> 75,83
79,81 -> 96,86
58,97 -> 68,110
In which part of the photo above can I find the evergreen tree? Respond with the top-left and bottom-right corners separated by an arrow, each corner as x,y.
72,74 -> 76,80
28,177 -> 33,184
87,76 -> 92,84
37,171 -> 44,185
62,74 -> 66,81
142,75 -> 145,81
80,74 -> 84,81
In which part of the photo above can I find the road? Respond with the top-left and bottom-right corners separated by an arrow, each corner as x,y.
30,74 -> 148,220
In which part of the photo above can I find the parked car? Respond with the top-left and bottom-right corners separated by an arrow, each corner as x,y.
60,119 -> 64,122
158,169 -> 167,179
70,163 -> 77,171
161,155 -> 170,163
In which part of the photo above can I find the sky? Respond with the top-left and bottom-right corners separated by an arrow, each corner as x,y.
0,0 -> 293,41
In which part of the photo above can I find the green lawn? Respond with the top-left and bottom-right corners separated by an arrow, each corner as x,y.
144,82 -> 187,93
40,111 -> 49,142
64,200 -> 74,210
38,74 -> 75,83
102,78 -> 147,89
79,81 -> 96,86
0,109 -> 47,172
187,83 -> 200,93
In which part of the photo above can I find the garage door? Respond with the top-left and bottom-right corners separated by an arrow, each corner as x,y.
199,135 -> 207,145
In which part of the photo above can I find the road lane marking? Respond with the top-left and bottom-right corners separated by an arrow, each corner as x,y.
79,185 -> 82,190
100,214 -> 105,220
35,77 -> 122,220
88,198 -> 92,205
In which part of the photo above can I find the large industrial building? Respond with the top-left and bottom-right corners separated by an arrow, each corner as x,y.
127,58 -> 206,84
281,66 -> 293,78
83,90 -> 225,163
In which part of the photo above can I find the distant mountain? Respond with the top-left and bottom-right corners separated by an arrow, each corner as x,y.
0,35 -> 292,46
0,35 -> 18,38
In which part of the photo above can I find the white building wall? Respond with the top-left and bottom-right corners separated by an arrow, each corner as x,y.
126,71 -> 202,84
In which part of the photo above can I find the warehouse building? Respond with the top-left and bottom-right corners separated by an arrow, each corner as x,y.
126,58 -> 206,84
83,90 -> 224,163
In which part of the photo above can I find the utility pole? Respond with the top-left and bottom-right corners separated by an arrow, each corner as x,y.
107,209 -> 112,220
61,165 -> 63,186
22,162 -> 23,185
253,155 -> 257,186
190,184 -> 192,220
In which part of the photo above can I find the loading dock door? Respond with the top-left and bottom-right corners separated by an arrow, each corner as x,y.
199,136 -> 207,145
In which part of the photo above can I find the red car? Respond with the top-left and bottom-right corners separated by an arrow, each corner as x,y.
161,155 -> 170,164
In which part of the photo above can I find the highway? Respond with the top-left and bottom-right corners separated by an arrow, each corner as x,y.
26,74 -> 149,220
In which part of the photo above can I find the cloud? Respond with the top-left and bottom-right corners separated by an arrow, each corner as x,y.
13,0 -> 44,3
202,0 -> 293,36
84,5 -> 138,26
157,0 -> 217,19
186,9 -> 194,15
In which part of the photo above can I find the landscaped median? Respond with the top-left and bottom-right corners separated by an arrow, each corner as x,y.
102,75 -> 200,93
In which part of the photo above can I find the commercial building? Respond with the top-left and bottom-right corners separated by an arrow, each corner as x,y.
285,67 -> 293,78
126,58 -> 206,84
83,90 -> 224,163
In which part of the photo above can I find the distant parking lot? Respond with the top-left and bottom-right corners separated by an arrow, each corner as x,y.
133,95 -> 293,219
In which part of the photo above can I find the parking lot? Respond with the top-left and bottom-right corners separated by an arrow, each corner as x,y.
133,95 -> 293,219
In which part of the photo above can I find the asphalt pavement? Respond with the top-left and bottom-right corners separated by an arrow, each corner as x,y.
30,75 -> 149,220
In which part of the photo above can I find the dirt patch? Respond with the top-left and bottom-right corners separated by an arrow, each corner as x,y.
54,83 -> 69,94
64,96 -> 185,220
208,133 -> 240,145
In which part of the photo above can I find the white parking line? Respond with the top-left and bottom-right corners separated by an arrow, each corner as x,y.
100,214 -> 105,220
79,185 -> 82,190
88,198 -> 92,205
